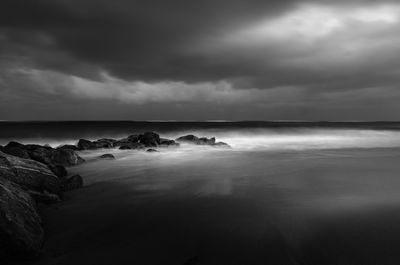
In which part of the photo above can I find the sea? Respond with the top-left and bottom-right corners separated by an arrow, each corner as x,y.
2,121 -> 400,265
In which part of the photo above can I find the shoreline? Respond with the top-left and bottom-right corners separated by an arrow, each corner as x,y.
0,132 -> 229,262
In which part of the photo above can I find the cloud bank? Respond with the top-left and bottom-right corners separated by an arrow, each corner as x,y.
1,0 -> 400,120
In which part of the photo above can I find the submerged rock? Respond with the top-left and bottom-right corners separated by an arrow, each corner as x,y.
146,148 -> 159,152
0,177 -> 44,258
213,142 -> 230,147
176,135 -> 199,144
160,138 -> 180,147
99,153 -> 115,159
176,135 -> 230,147
61,175 -> 83,192
119,143 -> 145,150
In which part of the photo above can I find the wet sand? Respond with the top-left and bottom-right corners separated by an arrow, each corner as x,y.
21,147 -> 400,265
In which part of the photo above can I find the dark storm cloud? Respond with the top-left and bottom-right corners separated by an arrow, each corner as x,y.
1,0 -> 400,120
1,0 -> 399,84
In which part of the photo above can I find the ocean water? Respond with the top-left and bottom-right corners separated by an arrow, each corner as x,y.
3,121 -> 400,264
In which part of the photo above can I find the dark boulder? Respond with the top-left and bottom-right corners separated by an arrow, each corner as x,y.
1,146 -> 31,159
4,141 -> 25,149
114,138 -> 130,147
176,135 -> 230,147
127,134 -> 141,143
0,151 -> 62,200
29,146 -> 54,165
24,144 -> 53,152
61,175 -> 83,192
0,178 -> 44,258
176,135 -> 199,144
160,138 -> 180,147
199,137 -> 216,145
93,138 -> 117,148
77,139 -> 96,150
51,149 -> 85,166
146,149 -> 159,152
119,143 -> 145,150
139,132 -> 160,147
57,144 -> 79,151
99,154 -> 115,159
213,142 -> 231,147
47,164 -> 68,178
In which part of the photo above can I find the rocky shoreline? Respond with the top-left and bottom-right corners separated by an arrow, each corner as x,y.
0,132 -> 229,261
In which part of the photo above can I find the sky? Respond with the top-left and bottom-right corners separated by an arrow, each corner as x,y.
1,0 -> 400,120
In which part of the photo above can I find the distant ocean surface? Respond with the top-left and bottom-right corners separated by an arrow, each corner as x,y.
4,121 -> 400,264
2,121 -> 400,150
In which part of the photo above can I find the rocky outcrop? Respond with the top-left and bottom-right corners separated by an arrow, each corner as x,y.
0,151 -> 62,202
1,142 -> 85,179
175,135 -> 230,147
0,178 -> 44,258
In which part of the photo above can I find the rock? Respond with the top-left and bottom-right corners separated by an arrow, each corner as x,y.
160,138 -> 180,147
139,132 -> 160,147
27,190 -> 62,204
4,141 -> 25,149
99,154 -> 115,159
0,177 -> 44,258
127,134 -> 141,143
93,138 -> 117,148
176,135 -> 199,144
176,135 -> 230,147
199,137 -> 216,145
213,142 -> 231,147
29,146 -> 54,165
51,149 -> 85,166
61,175 -> 83,191
0,151 -> 62,200
1,146 -> 31,159
57,144 -> 79,151
47,164 -> 68,178
114,138 -> 130,147
24,144 -> 53,152
77,139 -> 96,150
146,149 -> 159,152
119,143 -> 145,150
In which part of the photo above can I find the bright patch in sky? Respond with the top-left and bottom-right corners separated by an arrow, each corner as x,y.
231,3 -> 400,42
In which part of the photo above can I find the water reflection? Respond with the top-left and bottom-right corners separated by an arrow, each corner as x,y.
63,147 -> 400,264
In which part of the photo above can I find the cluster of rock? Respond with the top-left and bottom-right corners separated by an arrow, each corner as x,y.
175,135 -> 229,147
0,131 -> 229,260
65,132 -> 229,152
0,143 -> 85,259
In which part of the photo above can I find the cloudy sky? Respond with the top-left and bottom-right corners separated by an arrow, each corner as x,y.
1,0 -> 400,120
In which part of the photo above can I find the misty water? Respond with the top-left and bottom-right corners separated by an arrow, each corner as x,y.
3,122 -> 400,264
